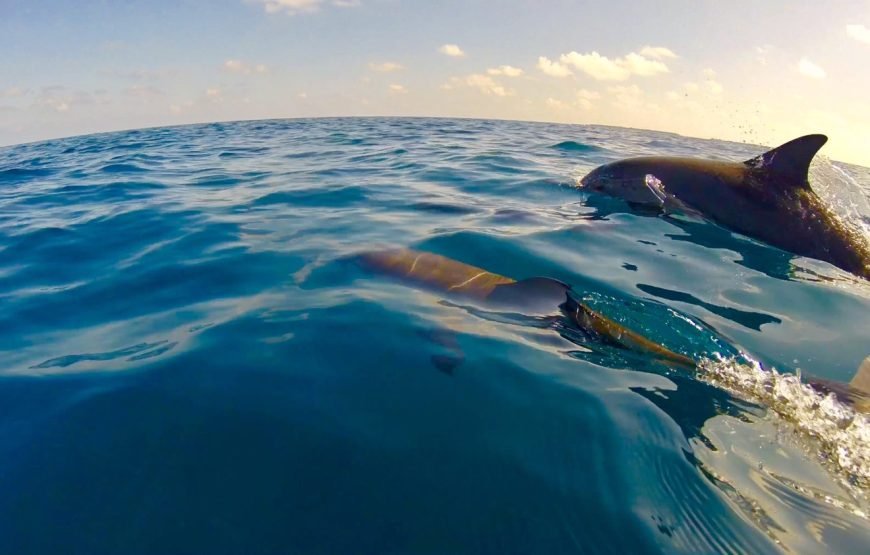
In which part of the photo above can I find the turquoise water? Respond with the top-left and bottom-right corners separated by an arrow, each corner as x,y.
1,118 -> 868,553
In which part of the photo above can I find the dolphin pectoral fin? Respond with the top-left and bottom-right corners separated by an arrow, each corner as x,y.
642,174 -> 703,219
418,328 -> 465,376
744,134 -> 828,188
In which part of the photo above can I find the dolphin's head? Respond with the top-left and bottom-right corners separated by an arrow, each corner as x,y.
580,159 -> 669,207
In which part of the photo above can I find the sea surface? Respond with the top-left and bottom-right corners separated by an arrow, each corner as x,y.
1,117 -> 869,554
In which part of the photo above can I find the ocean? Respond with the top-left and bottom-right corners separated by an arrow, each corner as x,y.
1,117 -> 868,554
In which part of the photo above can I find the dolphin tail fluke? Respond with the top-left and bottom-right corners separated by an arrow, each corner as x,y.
745,134 -> 828,188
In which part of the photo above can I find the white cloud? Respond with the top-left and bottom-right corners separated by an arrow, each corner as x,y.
443,74 -> 512,96
559,50 -> 669,81
706,80 -> 723,94
298,92 -> 308,99
224,59 -> 269,74
487,65 -> 523,77
639,46 -> 677,59
439,44 -> 466,57
252,0 -> 323,15
389,84 -> 408,94
537,56 -> 572,77
465,74 -> 510,96
369,61 -> 403,72
847,24 -> 870,44
333,0 -> 360,7
702,68 -> 716,78
798,57 -> 826,79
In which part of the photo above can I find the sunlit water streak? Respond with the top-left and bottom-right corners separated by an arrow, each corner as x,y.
0,118 -> 868,554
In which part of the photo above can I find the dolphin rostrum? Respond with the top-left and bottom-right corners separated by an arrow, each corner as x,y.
579,135 -> 870,279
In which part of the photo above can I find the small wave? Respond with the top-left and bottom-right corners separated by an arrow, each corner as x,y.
551,141 -> 603,152
32,341 -> 171,369
699,357 -> 870,492
100,162 -> 148,174
253,187 -> 370,207
0,167 -> 55,183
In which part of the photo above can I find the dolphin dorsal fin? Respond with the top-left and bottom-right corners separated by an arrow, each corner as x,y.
852,356 -> 870,395
744,134 -> 827,189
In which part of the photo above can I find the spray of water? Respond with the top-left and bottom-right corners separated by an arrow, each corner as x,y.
699,355 -> 870,499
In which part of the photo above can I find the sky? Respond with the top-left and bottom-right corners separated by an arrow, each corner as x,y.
2,0 -> 870,165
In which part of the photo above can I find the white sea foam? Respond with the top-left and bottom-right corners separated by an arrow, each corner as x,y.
699,355 -> 870,495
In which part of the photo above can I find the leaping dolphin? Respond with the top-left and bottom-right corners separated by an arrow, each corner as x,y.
579,135 -> 870,280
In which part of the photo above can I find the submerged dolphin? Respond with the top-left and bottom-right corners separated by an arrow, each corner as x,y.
356,248 -> 870,411
357,248 -> 695,367
579,135 -> 870,279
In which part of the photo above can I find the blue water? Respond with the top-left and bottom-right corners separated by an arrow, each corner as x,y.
1,118 -> 869,554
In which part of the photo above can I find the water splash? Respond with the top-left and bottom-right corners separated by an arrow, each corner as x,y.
699,356 -> 870,495
811,157 -> 870,243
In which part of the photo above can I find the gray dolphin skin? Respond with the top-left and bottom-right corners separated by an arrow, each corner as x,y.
580,135 -> 870,280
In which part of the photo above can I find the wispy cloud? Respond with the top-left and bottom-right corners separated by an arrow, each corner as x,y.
102,68 -> 179,81
755,45 -> 772,66
439,44 -> 466,58
224,59 -> 269,74
559,50 -> 671,81
123,85 -> 165,98
537,56 -> 572,77
607,84 -> 647,111
546,88 -> 601,112
205,87 -> 223,103
388,83 -> 408,94
576,89 -> 601,109
846,24 -> 870,44
639,46 -> 677,60
369,61 -> 403,72
798,57 -> 826,79
32,87 -> 108,113
1,86 -> 29,98
249,0 -> 359,15
487,65 -> 523,77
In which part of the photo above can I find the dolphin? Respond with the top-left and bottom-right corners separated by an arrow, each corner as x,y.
356,248 -> 870,412
356,248 -> 696,368
579,135 -> 870,280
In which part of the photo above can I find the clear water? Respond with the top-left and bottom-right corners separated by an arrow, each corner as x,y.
1,118 -> 868,554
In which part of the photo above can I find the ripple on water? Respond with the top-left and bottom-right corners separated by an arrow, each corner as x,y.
0,117 -> 868,554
